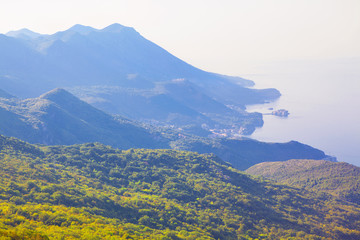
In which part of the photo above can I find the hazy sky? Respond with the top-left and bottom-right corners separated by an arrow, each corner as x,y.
1,0 -> 359,75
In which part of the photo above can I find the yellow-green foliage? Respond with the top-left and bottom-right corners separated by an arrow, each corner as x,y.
246,159 -> 360,205
0,135 -> 360,239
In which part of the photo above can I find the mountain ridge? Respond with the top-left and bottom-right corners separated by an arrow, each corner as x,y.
246,159 -> 360,204
6,28 -> 42,39
0,88 -> 165,148
0,88 -> 329,170
0,23 -> 280,136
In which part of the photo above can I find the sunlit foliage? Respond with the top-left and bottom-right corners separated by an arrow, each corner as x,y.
0,135 -> 359,239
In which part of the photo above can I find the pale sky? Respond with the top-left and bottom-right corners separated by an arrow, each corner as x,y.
1,0 -> 359,75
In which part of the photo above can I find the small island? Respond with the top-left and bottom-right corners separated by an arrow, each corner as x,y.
271,109 -> 289,117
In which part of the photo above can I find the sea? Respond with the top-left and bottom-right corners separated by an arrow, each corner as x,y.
243,58 -> 360,166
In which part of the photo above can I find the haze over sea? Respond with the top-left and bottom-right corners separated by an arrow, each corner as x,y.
244,58 -> 360,167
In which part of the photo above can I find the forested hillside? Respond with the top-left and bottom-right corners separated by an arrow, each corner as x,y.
246,159 -> 360,205
0,135 -> 359,239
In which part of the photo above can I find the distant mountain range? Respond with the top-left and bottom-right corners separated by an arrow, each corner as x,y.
0,88 -> 329,170
0,24 -> 280,135
0,88 -> 166,149
246,159 -> 360,204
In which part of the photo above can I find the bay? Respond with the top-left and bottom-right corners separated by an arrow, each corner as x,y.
243,58 -> 360,166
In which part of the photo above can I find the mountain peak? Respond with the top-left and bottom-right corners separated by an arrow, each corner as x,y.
100,23 -> 127,33
39,88 -> 75,101
68,24 -> 95,35
6,28 -> 41,39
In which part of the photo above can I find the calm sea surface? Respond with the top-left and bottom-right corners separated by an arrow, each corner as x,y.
243,59 -> 360,166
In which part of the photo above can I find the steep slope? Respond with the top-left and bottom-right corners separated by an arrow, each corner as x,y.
0,135 -> 359,239
0,88 -> 166,148
71,80 -> 263,132
246,159 -> 360,204
0,88 -> 15,99
2,24 -> 278,102
0,88 -> 329,170
5,24 -> 255,90
0,35 -> 54,97
171,137 -> 329,170
1,24 -> 280,135
72,86 -> 215,126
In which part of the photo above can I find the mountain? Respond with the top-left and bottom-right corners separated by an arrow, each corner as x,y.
173,138 -> 330,170
0,88 -> 15,99
6,28 -> 42,39
1,23 -> 280,135
0,135 -> 359,239
0,88 -> 166,148
246,159 -> 360,204
3,23 -> 257,93
0,88 -> 329,170
71,80 -> 264,133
